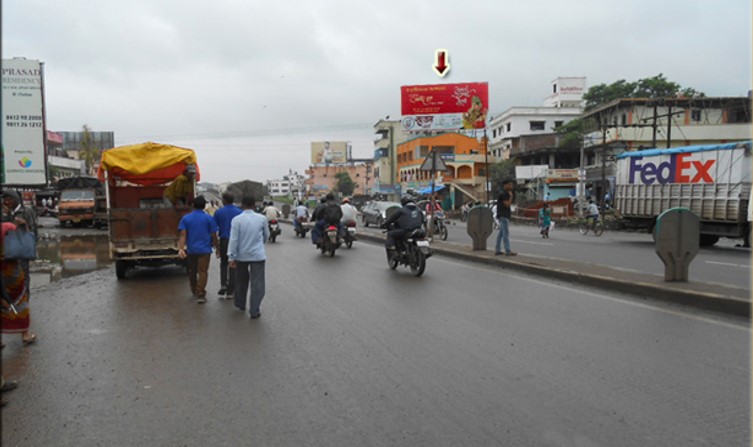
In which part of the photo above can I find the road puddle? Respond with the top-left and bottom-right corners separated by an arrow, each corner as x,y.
32,233 -> 112,284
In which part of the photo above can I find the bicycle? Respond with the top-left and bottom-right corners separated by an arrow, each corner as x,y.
579,216 -> 603,236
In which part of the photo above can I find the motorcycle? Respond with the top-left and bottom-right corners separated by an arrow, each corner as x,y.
268,219 -> 281,243
384,227 -> 432,277
427,211 -> 448,241
342,220 -> 357,249
319,224 -> 341,257
294,216 -> 310,238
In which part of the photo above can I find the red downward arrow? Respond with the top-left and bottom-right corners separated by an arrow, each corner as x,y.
433,50 -> 450,77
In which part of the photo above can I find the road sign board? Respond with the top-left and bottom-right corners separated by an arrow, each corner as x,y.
420,152 -> 448,172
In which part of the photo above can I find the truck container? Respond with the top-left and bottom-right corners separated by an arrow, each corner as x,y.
615,141 -> 751,246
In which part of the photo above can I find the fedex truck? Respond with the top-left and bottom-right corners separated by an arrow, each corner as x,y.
614,141 -> 751,246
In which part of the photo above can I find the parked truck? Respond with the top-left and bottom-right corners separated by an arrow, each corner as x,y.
614,141 -> 751,247
55,176 -> 107,228
97,142 -> 199,279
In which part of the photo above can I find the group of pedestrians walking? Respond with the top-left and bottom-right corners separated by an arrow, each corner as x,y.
178,193 -> 268,319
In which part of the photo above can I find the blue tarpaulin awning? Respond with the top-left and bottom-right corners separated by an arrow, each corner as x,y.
417,184 -> 446,194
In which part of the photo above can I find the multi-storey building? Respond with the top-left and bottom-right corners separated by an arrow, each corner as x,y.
46,130 -> 84,181
373,119 -> 411,198
488,77 -> 584,160
397,132 -> 490,205
265,171 -> 306,199
305,159 -> 375,197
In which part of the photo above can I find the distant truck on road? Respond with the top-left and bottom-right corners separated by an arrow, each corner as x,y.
55,176 -> 107,228
615,141 -> 751,247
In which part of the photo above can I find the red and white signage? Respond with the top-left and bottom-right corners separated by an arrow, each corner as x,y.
401,82 -> 488,132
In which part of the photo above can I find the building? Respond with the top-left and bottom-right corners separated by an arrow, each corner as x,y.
305,159 -> 375,197
397,132 -> 490,206
265,171 -> 306,199
373,119 -> 411,198
46,130 -> 84,181
580,96 -> 752,201
58,130 -> 115,174
488,77 -> 584,160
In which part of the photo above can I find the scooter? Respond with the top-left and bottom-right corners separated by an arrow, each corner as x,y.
342,220 -> 357,249
319,224 -> 341,257
384,227 -> 432,277
268,219 -> 281,243
294,216 -> 310,238
428,211 -> 448,241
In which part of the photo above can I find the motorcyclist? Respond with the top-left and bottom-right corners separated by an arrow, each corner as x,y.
262,200 -> 281,221
294,201 -> 309,233
381,194 -> 425,251
340,197 -> 357,224
311,193 -> 342,246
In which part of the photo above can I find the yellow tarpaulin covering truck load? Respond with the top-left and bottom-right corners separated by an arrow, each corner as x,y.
97,142 -> 200,279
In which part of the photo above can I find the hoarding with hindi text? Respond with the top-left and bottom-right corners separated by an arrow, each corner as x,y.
401,82 -> 488,132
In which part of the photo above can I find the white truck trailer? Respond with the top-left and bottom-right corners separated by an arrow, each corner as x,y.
614,141 -> 751,247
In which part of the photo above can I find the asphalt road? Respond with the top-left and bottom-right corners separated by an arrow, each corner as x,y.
3,227 -> 750,446
419,218 -> 752,291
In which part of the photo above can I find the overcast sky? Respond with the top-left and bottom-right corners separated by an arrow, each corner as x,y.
4,0 -> 751,184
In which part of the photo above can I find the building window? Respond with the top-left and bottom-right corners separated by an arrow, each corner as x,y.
691,109 -> 702,122
529,121 -> 545,131
506,123 -> 511,132
621,114 -> 627,126
553,84 -> 557,93
554,121 -> 564,129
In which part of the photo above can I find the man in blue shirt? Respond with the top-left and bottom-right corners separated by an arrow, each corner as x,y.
213,192 -> 242,299
178,196 -> 219,303
228,195 -> 269,319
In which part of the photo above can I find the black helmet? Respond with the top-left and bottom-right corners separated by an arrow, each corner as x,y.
401,194 -> 414,206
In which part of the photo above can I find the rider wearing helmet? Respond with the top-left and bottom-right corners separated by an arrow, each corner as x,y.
310,193 -> 343,246
340,197 -> 357,225
381,194 -> 425,250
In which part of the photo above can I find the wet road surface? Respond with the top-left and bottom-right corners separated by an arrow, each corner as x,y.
2,229 -> 750,446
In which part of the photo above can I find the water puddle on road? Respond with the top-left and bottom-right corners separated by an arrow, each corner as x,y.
31,233 -> 112,286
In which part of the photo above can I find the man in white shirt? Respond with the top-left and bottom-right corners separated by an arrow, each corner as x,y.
262,201 -> 281,221
229,196 -> 269,319
586,200 -> 600,222
340,197 -> 357,225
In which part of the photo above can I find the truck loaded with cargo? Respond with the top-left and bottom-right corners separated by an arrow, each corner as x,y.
614,141 -> 751,247
97,142 -> 199,279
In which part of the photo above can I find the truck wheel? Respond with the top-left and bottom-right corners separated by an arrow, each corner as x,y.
699,234 -> 720,247
115,261 -> 127,279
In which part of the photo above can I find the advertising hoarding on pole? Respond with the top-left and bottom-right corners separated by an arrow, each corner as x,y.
400,82 -> 488,132
2,58 -> 48,185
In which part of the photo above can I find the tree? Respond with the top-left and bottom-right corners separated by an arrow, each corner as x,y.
582,73 -> 705,111
489,159 -> 516,196
80,124 -> 100,175
334,172 -> 355,196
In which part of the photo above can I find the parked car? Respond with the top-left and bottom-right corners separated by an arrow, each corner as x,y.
361,201 -> 401,227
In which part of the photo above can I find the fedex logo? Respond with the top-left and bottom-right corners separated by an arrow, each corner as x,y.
629,153 -> 715,185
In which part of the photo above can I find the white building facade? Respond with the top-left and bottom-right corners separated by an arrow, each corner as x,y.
488,77 -> 585,160
265,172 -> 306,199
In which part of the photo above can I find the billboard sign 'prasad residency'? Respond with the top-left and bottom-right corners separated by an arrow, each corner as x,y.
2,58 -> 47,185
401,82 -> 488,132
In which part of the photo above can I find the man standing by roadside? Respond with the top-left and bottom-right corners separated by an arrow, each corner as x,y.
495,179 -> 517,256
213,192 -> 242,299
228,195 -> 269,319
177,196 -> 218,303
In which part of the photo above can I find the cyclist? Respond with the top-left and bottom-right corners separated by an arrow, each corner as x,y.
586,200 -> 600,228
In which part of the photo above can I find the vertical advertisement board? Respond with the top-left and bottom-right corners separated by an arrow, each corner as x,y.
2,58 -> 47,185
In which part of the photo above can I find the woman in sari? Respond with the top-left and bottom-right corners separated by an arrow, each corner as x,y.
1,220 -> 36,345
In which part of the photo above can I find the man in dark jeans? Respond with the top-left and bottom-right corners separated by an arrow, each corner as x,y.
494,179 -> 517,256
213,192 -> 242,299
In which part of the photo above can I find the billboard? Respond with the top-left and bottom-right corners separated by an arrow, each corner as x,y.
2,58 -> 47,185
401,82 -> 488,132
311,141 -> 348,164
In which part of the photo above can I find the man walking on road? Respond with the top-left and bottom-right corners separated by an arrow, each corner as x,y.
228,195 -> 269,319
177,196 -> 219,303
213,192 -> 242,299
495,179 -> 517,256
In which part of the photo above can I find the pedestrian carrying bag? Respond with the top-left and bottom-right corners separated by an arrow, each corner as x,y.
4,229 -> 36,260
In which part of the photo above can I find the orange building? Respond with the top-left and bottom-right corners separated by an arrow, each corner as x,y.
396,133 -> 489,203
